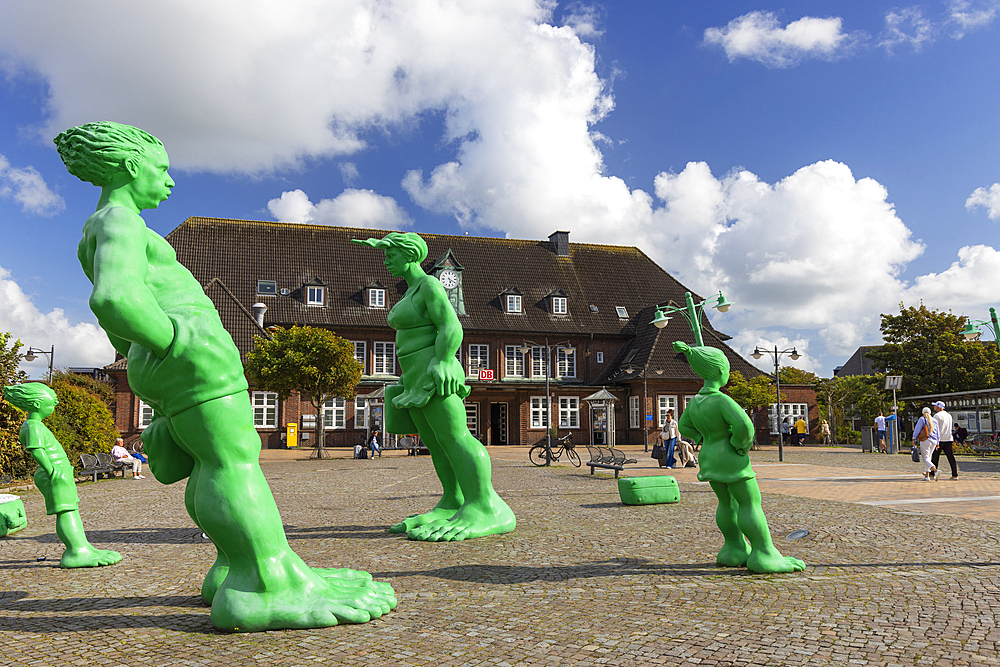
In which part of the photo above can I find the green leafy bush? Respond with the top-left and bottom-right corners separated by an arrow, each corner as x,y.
44,372 -> 119,472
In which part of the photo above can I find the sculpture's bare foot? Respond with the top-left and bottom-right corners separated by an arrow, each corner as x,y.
60,546 -> 122,568
406,499 -> 516,542
716,539 -> 751,568
747,550 -> 806,574
389,506 -> 458,533
202,559 -> 374,605
210,553 -> 397,632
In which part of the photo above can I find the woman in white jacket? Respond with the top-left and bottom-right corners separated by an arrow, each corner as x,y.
912,406 -> 940,481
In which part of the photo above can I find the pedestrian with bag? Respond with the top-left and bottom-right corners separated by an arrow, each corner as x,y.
931,401 -> 958,480
912,407 -> 940,481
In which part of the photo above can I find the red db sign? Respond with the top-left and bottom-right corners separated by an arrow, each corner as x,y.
479,369 -> 495,381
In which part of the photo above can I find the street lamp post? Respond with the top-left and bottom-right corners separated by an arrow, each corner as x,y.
650,291 -> 731,346
751,345 -> 800,462
962,307 -> 1000,352
519,338 -> 576,465
23,345 -> 55,383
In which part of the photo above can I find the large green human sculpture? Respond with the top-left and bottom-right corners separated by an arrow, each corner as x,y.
54,122 -> 396,631
353,233 -> 516,541
672,341 -> 805,574
2,383 -> 121,568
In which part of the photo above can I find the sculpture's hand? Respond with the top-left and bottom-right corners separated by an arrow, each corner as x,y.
427,358 -> 464,396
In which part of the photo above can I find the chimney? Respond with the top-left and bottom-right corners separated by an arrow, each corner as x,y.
549,230 -> 570,257
251,302 -> 267,328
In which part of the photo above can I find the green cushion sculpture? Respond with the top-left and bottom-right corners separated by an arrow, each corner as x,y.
0,494 -> 27,537
54,122 -> 396,631
2,383 -> 120,566
353,233 -> 516,541
672,341 -> 805,574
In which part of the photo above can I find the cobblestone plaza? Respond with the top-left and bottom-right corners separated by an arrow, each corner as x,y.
4,446 -> 1000,666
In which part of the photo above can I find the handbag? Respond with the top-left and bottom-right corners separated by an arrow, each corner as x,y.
651,443 -> 664,459
911,444 -> 920,462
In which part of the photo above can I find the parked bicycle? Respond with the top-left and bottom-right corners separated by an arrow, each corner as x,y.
529,433 -> 581,467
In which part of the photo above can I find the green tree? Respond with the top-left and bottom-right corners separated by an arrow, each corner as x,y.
0,332 -> 31,478
725,371 -> 785,447
245,326 -> 362,458
816,374 -> 891,444
777,367 -> 822,386
867,303 -> 1000,396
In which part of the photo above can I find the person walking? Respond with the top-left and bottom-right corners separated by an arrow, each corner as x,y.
794,416 -> 808,446
931,401 -> 958,480
913,407 -> 940,481
660,409 -> 679,469
780,417 -> 791,447
874,411 -> 887,453
369,430 -> 382,458
821,420 -> 832,445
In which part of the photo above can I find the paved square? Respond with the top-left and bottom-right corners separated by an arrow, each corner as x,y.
3,447 -> 1000,666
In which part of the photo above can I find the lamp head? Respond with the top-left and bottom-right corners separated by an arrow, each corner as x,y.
962,322 -> 979,340
518,344 -> 531,354
24,351 -> 37,362
790,349 -> 801,361
751,348 -> 762,360
714,292 -> 731,313
650,307 -> 670,329
562,346 -> 576,355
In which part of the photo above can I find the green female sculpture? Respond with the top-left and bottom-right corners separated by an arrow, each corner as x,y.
54,122 -> 396,631
3,383 -> 121,568
353,233 -> 516,541
672,341 -> 805,574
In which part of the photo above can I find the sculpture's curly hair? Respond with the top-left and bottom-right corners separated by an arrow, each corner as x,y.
352,232 -> 429,264
53,122 -> 163,187
2,382 -> 56,412
672,341 -> 730,382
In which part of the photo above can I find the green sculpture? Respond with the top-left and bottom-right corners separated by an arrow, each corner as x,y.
2,383 -> 121,567
55,122 -> 396,631
353,233 -> 516,541
672,342 -> 805,574
0,494 -> 27,537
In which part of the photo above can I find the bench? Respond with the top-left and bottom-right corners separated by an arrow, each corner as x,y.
585,444 -> 636,479
400,435 -> 429,456
972,444 -> 1000,456
96,452 -> 129,478
79,454 -> 114,482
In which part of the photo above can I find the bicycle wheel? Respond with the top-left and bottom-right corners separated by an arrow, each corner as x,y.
565,447 -> 582,467
528,445 -> 549,466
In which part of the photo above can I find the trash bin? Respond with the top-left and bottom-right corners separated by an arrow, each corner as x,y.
861,427 -> 874,453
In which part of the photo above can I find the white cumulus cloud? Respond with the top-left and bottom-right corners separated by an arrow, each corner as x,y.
703,11 -> 858,67
0,264 -> 115,377
903,245 -> 1000,310
0,154 -> 64,216
267,188 -> 412,230
967,183 -> 1000,219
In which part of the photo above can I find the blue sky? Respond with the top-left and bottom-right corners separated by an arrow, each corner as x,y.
1,1 -> 998,379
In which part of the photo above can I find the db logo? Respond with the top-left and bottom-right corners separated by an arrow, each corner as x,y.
478,369 -> 495,381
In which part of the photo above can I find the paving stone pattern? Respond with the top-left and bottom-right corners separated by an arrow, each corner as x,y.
4,449 -> 1000,666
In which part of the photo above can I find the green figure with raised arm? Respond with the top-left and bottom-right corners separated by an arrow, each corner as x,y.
3,383 -> 121,568
54,122 -> 396,632
672,341 -> 805,574
353,233 -> 516,541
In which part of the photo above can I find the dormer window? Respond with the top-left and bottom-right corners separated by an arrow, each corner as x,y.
506,294 -> 522,313
369,288 -> 385,308
552,296 -> 567,315
307,286 -> 325,306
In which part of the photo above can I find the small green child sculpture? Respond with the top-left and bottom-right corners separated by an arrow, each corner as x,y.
2,383 -> 121,568
353,233 -> 516,541
55,121 -> 396,631
672,342 -> 805,574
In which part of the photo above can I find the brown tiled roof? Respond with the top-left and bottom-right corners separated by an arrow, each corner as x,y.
166,217 -> 734,342
203,278 -> 270,362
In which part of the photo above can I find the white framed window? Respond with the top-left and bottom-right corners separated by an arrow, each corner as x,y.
559,396 -> 579,428
354,397 -> 367,429
629,395 -> 641,429
257,280 -> 277,296
684,396 -> 694,409
557,347 -> 576,378
323,397 -> 346,429
374,342 -> 395,375
616,306 -> 628,319
465,402 -> 479,436
769,403 -> 808,434
369,288 -> 385,308
531,347 -> 547,378
252,391 -> 278,428
506,294 -> 522,313
530,396 -> 549,429
505,345 -> 524,377
597,351 -> 604,364
551,296 -> 567,315
307,286 -> 325,306
352,341 -> 366,374
658,395 -> 677,427
138,400 -> 154,429
468,344 -> 489,377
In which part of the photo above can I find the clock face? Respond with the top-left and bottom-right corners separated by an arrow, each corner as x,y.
439,269 -> 460,289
